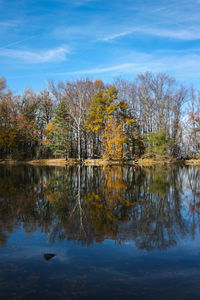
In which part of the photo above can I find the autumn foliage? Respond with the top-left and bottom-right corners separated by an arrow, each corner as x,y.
0,73 -> 198,160
102,117 -> 126,159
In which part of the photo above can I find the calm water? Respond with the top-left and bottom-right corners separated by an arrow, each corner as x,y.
0,165 -> 200,299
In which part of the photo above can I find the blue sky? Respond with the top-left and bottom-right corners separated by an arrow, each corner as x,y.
1,0 -> 200,93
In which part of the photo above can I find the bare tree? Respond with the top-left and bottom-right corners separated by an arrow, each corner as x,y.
58,79 -> 99,159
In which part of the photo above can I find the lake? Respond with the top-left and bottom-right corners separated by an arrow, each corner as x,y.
0,164 -> 200,299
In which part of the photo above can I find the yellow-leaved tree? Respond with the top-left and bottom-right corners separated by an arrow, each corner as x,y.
102,116 -> 126,160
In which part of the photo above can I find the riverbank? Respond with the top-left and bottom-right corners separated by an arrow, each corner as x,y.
184,159 -> 200,165
1,158 -> 200,166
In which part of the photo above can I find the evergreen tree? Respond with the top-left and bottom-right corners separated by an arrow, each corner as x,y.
44,100 -> 71,158
143,130 -> 171,158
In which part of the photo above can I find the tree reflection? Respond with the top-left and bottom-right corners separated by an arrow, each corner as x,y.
0,165 -> 200,250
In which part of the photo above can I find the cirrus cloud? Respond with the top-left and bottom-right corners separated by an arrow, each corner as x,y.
102,27 -> 200,42
0,45 -> 70,63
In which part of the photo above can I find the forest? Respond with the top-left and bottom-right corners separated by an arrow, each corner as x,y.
0,72 -> 199,160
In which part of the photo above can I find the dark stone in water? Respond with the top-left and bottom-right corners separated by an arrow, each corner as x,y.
44,253 -> 56,260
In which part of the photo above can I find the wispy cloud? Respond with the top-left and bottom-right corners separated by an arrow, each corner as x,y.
46,50 -> 200,81
53,20 -> 103,41
0,46 -> 70,63
0,21 -> 17,27
102,30 -> 133,41
0,36 -> 38,50
2,0 -> 200,91
6,49 -> 200,93
62,63 -> 137,75
103,27 -> 200,41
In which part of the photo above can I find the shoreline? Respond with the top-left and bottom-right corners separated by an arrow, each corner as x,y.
0,158 -> 200,167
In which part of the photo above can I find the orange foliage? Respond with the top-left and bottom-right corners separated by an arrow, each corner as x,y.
102,116 -> 126,160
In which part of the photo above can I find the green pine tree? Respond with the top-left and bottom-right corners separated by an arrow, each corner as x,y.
44,100 -> 71,158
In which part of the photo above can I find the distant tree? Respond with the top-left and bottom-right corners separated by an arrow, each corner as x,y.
184,87 -> 200,154
15,113 -> 40,159
133,72 -> 188,156
0,77 -> 6,96
57,79 -> 96,159
0,90 -> 19,158
44,100 -> 70,158
37,90 -> 54,131
102,116 -> 126,160
0,74 -> 192,160
84,86 -> 119,157
143,130 -> 171,158
20,89 -> 39,122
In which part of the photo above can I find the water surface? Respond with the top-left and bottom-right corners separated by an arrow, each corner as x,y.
0,165 -> 200,299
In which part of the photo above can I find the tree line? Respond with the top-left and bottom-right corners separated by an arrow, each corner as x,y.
0,72 -> 199,160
